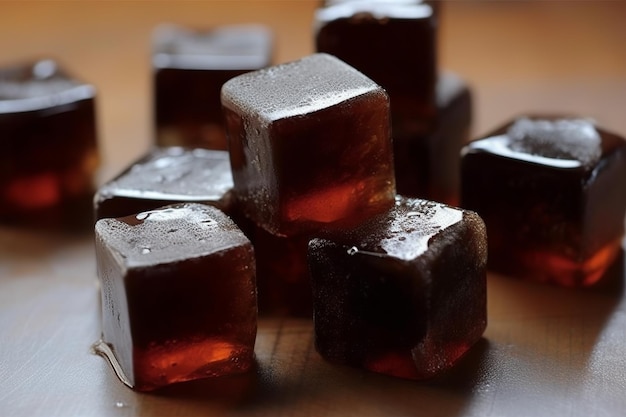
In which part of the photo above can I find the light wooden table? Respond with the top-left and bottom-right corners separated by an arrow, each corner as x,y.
2,2 -> 626,416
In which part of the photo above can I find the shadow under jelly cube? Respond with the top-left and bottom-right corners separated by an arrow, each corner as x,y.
308,197 -> 487,380
461,116 -> 626,287
221,53 -> 396,237
94,203 -> 257,391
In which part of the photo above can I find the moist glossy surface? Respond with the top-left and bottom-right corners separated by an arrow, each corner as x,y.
461,116 -> 626,287
222,53 -> 396,236
0,59 -> 98,227
95,147 -> 235,220
154,24 -> 273,150
94,203 -> 257,391
309,196 -> 487,379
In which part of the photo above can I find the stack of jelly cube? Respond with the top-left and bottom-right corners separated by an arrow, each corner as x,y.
315,0 -> 472,206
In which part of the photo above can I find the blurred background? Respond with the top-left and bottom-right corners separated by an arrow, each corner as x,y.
1,1 -> 625,182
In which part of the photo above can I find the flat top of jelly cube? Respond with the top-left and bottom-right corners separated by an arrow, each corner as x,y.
221,53 -> 384,125
152,24 -> 273,70
463,117 -> 603,169
337,197 -> 464,261
0,59 -> 94,113
96,147 -> 233,203
316,0 -> 432,23
95,203 -> 249,268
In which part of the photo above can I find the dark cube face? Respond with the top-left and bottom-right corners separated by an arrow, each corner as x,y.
94,147 -> 235,221
309,197 -> 487,379
315,1 -> 437,136
461,116 -> 626,287
153,24 -> 273,150
0,59 -> 98,226
222,53 -> 396,237
95,203 -> 257,391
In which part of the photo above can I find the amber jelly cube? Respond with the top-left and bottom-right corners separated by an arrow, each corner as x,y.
94,203 -> 257,391
153,24 -> 273,150
222,53 -> 396,237
94,147 -> 235,221
315,1 -> 437,137
309,196 -> 487,380
250,225 -> 313,317
0,59 -> 98,227
394,71 -> 472,204
461,116 -> 626,287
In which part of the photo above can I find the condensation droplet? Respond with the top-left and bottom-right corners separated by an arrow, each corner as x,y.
141,247 -> 151,254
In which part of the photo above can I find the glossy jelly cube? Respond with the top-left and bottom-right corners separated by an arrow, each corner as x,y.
222,53 -> 396,237
94,147 -> 235,221
394,71 -> 473,205
153,24 -> 273,150
0,59 -> 98,226
309,196 -> 487,379
94,203 -> 257,391
250,225 -> 313,317
315,0 -> 437,137
461,116 -> 626,287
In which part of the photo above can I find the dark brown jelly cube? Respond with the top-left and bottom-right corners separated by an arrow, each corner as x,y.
315,1 -> 437,137
394,71 -> 472,205
153,24 -> 273,150
94,147 -> 235,221
250,224 -> 313,317
461,116 -> 626,287
309,196 -> 487,379
94,203 -> 257,391
0,59 -> 98,226
222,53 -> 396,237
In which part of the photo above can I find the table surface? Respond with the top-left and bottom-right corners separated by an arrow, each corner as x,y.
2,2 -> 626,416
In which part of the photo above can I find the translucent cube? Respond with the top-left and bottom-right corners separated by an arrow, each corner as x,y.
309,196 -> 487,379
315,1 -> 437,137
461,116 -> 626,287
153,24 -> 273,150
0,59 -> 98,227
94,203 -> 257,391
94,147 -> 234,221
394,71 -> 473,205
222,53 -> 396,236
251,225 -> 313,317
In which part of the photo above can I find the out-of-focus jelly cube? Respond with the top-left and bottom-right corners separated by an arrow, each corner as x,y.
153,24 -> 273,150
250,225 -> 313,317
394,71 -> 473,205
0,59 -> 99,226
222,53 -> 396,237
94,147 -> 235,221
315,0 -> 437,137
94,203 -> 257,392
461,116 -> 626,287
309,196 -> 487,380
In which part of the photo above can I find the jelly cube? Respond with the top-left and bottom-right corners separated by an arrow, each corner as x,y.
251,225 -> 313,317
153,24 -> 273,150
0,59 -> 98,226
222,53 -> 396,237
94,203 -> 257,391
394,71 -> 473,205
309,196 -> 487,379
94,147 -> 235,221
461,116 -> 626,287
315,0 -> 437,137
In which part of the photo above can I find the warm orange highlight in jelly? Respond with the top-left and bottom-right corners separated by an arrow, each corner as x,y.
4,173 -> 60,209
